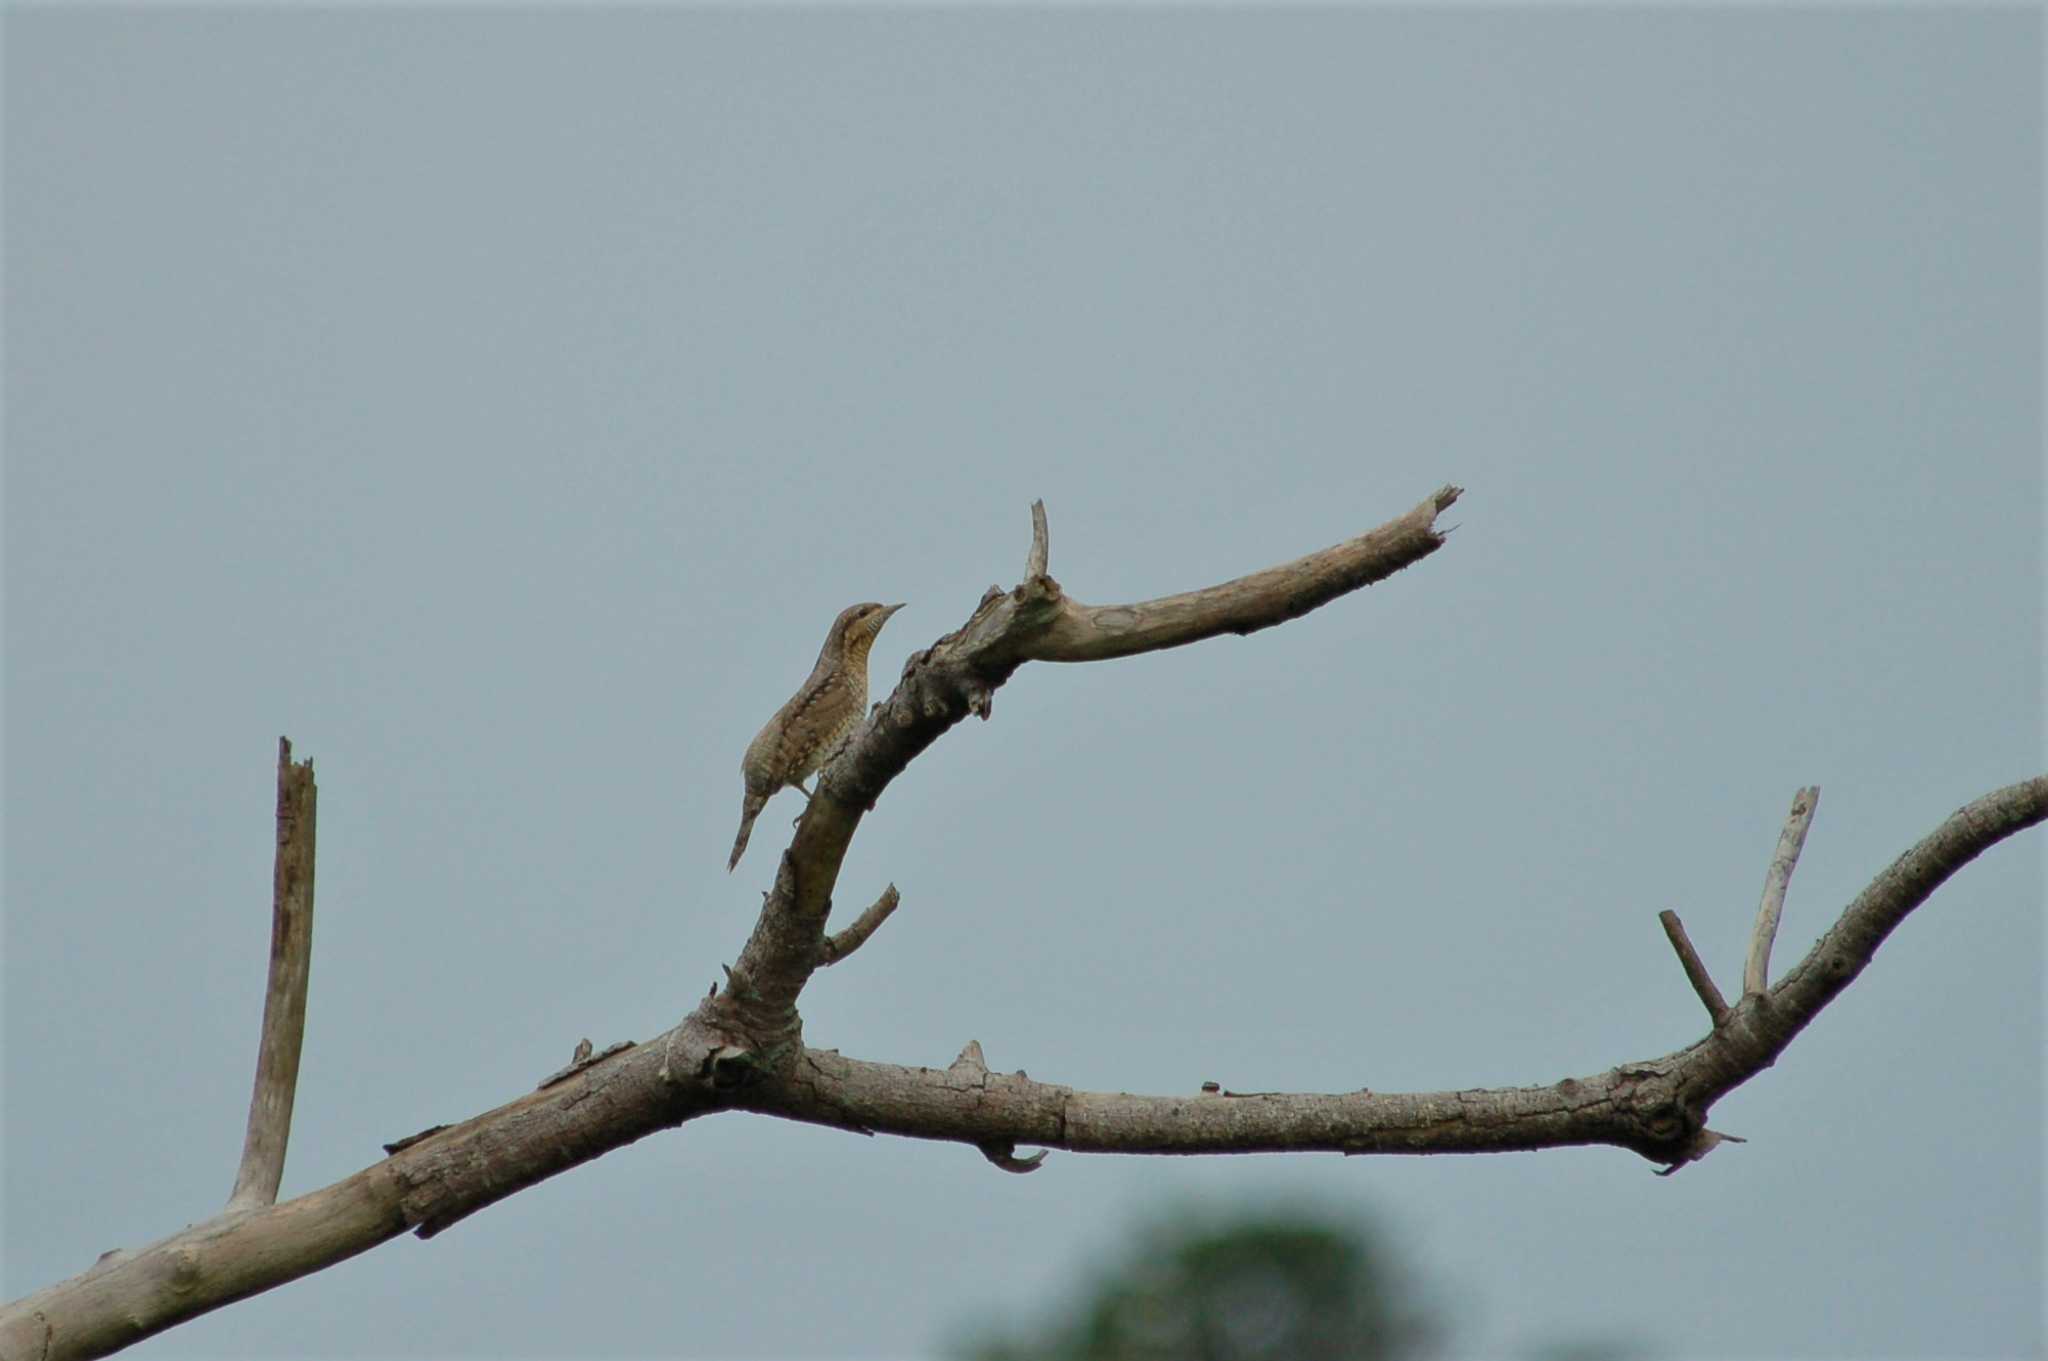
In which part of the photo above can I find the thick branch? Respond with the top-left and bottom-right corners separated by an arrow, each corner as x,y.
747,778 -> 2046,1167
6,771 -> 2040,1360
757,1048 -> 1684,1161
1,1021 -> 730,1361
226,739 -> 318,1212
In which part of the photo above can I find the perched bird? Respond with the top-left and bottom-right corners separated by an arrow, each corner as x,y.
728,601 -> 904,872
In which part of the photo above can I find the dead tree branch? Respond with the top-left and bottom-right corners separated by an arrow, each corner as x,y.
1743,785 -> 1819,996
1658,910 -> 1731,1026
226,738 -> 318,1212
710,485 -> 1463,1065
821,885 -> 901,965
6,489 -> 2041,1361
1682,776 -> 2043,1111
732,773 -> 2043,1172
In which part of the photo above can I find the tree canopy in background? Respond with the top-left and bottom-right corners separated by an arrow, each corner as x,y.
953,1205 -> 1656,1361
954,1207 -> 1438,1361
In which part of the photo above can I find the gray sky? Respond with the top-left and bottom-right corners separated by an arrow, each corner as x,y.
4,9 -> 2040,1360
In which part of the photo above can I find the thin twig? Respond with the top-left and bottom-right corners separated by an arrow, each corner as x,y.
821,885 -> 901,965
1658,910 -> 1730,1026
1026,500 -> 1049,579
1744,786 -> 1819,997
227,738 -> 318,1212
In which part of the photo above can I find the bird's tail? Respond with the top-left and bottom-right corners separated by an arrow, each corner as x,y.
728,791 -> 768,872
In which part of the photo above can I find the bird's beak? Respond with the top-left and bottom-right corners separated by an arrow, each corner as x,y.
884,602 -> 906,621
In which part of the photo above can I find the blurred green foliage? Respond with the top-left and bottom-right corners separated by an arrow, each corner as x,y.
950,1207 -> 1438,1361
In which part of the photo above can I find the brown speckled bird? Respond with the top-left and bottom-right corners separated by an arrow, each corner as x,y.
727,601 -> 903,872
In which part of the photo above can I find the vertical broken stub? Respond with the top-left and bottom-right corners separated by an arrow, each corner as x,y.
228,736 -> 318,1212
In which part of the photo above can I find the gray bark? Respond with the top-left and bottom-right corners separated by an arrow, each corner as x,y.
5,487 -> 2039,1361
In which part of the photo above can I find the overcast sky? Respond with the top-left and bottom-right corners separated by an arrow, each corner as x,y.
4,9 -> 2041,1361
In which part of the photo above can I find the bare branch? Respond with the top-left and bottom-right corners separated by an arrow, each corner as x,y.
226,738 -> 318,1213
6,768 -> 2041,1360
1025,499 -> 1048,579
0,1027 -> 730,1361
741,777 -> 2046,1166
1028,485 -> 1462,663
757,1048 -> 1674,1160
12,491 -> 2042,1361
1658,909 -> 1731,1026
712,487 -> 1462,1067
3,1164 -> 405,1361
1744,786 -> 1819,996
1692,775 -> 2046,1109
820,885 -> 901,966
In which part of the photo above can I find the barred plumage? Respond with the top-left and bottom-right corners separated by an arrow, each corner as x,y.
728,601 -> 903,872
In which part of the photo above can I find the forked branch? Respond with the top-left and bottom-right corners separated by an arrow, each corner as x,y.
712,486 -> 1463,1056
7,490 -> 2041,1361
739,777 -> 2045,1169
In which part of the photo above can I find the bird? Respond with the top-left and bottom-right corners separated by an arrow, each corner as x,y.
728,601 -> 904,872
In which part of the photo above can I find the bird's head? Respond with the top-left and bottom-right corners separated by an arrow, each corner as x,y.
830,601 -> 904,661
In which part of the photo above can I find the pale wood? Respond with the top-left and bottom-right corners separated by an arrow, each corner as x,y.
226,739 -> 317,1211
1025,485 -> 1462,663
1025,499 -> 1049,579
7,488 -> 2043,1361
717,487 -> 1462,1071
1744,786 -> 1820,996
10,777 -> 2039,1360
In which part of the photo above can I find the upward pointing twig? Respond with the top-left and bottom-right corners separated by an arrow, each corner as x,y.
1025,500 -> 1049,579
1744,786 -> 1819,998
1658,909 -> 1730,1026
227,737 -> 318,1212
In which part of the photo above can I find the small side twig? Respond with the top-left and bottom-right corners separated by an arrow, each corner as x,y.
1658,910 -> 1730,1026
979,1141 -> 1047,1174
227,737 -> 318,1212
382,1124 -> 449,1156
537,1040 -> 636,1091
1025,499 -> 1050,579
1744,786 -> 1820,997
820,885 -> 901,966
